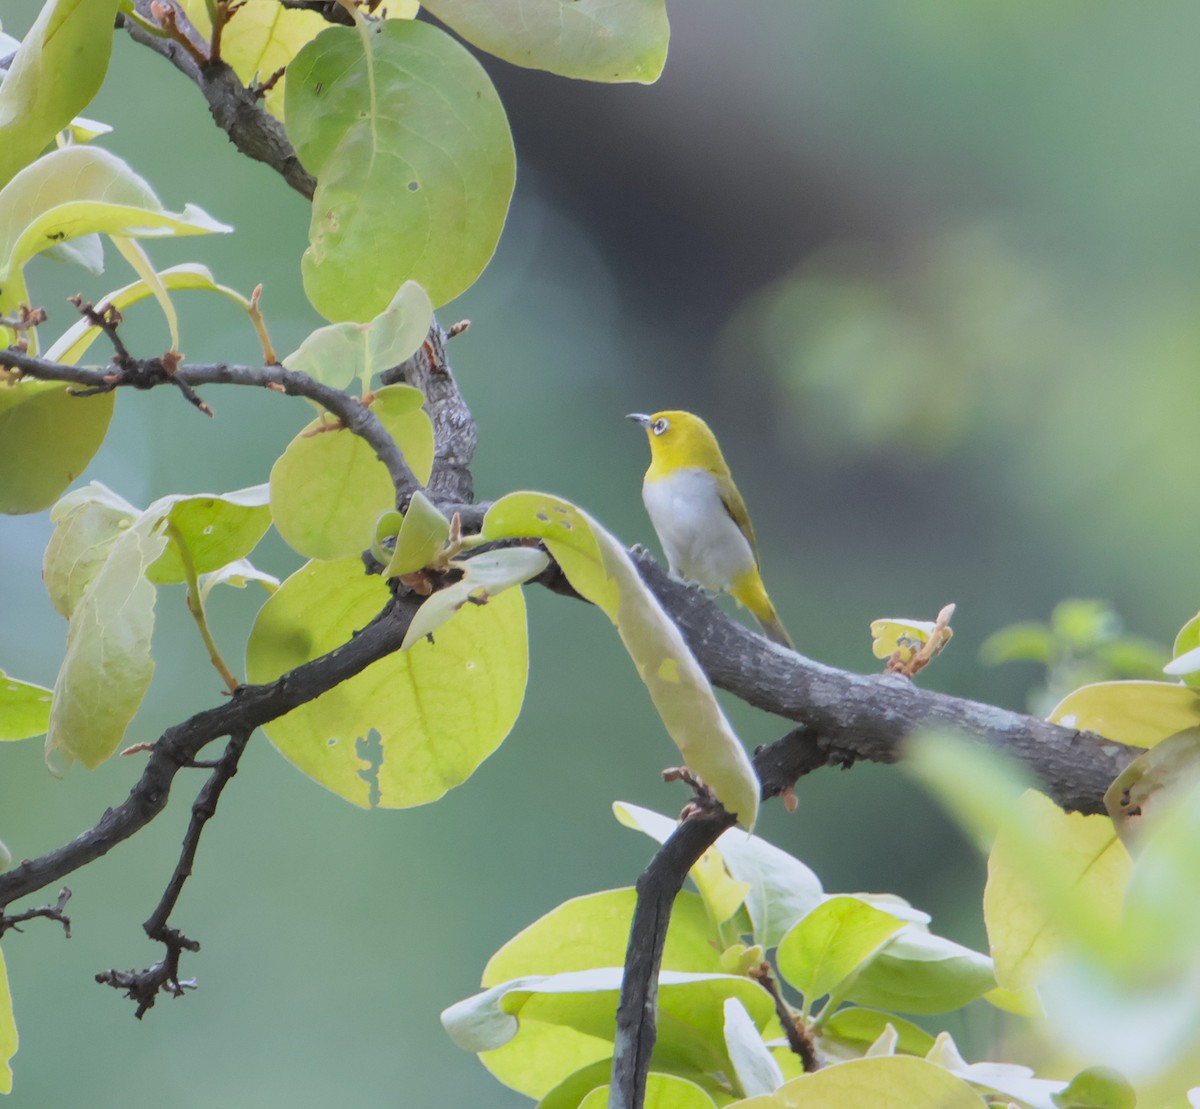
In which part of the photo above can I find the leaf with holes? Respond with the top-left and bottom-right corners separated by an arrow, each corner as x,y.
245,557 -> 528,808
269,384 -> 433,559
145,485 -> 272,585
421,0 -> 669,83
285,19 -> 515,317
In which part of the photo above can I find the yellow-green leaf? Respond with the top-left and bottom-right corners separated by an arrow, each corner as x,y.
578,1074 -> 716,1109
0,669 -> 53,741
483,492 -> 760,828
0,380 -> 114,515
145,484 -> 272,585
1104,730 -> 1200,851
1048,680 -> 1200,746
269,384 -> 434,559
42,482 -> 139,617
0,943 -> 15,1094
382,491 -> 450,578
245,557 -> 528,808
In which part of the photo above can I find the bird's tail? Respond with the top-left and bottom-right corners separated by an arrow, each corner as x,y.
731,570 -> 794,650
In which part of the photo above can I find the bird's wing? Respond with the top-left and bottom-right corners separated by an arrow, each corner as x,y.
717,474 -> 762,563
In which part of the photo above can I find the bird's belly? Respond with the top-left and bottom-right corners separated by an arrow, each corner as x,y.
643,470 -> 755,593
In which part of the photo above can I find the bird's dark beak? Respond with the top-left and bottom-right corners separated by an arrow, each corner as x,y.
626,413 -> 651,428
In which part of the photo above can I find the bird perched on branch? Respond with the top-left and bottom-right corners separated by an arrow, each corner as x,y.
628,409 -> 794,649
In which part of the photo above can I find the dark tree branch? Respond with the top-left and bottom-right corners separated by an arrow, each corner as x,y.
95,729 -> 254,1018
749,962 -> 818,1073
0,888 -> 72,940
119,3 -> 316,200
610,804 -> 736,1109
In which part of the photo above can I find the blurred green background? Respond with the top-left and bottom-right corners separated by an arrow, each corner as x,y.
3,1 -> 1199,1104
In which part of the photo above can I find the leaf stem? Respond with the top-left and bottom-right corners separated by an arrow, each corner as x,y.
166,521 -> 239,693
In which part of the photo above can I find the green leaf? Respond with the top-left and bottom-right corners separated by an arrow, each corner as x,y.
245,557 -> 528,807
0,0 -> 122,188
0,944 -> 14,1095
0,146 -> 230,342
269,384 -> 434,559
612,802 -> 751,927
0,670 -> 52,741
979,621 -> 1054,666
734,1055 -> 986,1108
472,887 -> 723,1098
775,896 -> 905,1006
44,263 -> 252,365
402,547 -> 549,648
382,491 -> 449,578
724,997 -> 784,1097
484,492 -> 760,828
0,839 -> 9,872
986,790 -> 1130,991
1052,1066 -> 1137,1109
843,926 -> 996,1016
42,482 -> 139,617
818,1007 -> 936,1059
578,1074 -> 716,1109
145,485 -> 272,585
1048,680 -> 1200,746
45,510 -> 168,769
0,380 -> 114,514
444,969 -> 773,1098
197,558 -> 280,607
282,279 -> 433,393
285,19 -> 514,317
421,0 -> 669,84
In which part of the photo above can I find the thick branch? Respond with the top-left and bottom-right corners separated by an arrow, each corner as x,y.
120,4 -> 315,199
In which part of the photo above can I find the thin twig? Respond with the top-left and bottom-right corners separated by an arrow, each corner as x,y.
0,888 -> 72,940
748,962 -> 818,1073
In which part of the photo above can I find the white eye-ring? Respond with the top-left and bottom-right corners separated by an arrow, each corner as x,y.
652,417 -> 669,436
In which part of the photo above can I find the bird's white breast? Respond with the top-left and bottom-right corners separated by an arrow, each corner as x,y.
642,468 -> 755,593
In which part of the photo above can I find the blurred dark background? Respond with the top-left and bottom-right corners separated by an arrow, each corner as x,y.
3,1 -> 1198,1104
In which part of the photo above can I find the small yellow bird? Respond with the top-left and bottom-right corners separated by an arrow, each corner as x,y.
628,410 -> 794,649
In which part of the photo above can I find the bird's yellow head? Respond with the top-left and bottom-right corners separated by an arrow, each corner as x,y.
626,410 -> 730,480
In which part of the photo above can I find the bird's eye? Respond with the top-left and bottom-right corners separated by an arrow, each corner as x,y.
652,418 -> 669,436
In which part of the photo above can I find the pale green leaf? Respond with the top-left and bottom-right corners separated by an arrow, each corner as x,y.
145,484 -> 272,585
245,557 -> 528,807
42,482 -> 139,617
421,0 -> 669,83
986,790 -> 1131,991
107,235 -> 179,352
1048,680 -> 1200,747
0,0 -> 122,188
269,384 -> 434,559
925,1031 -> 1068,1108
382,491 -> 449,578
0,379 -> 114,514
402,548 -> 549,648
282,279 -> 433,393
285,19 -> 515,317
44,263 -> 251,365
484,492 -> 760,828
1051,1065 -> 1136,1109
724,997 -> 784,1097
612,802 -> 751,927
0,944 -> 14,1094
578,1074 -> 716,1109
1106,729 -> 1200,848
817,1007 -> 936,1059
0,670 -> 53,741
0,146 -> 231,341
775,896 -> 905,1005
46,511 -> 168,768
734,1055 -> 986,1108
197,558 -> 280,607
843,924 -> 995,1016
61,115 -> 111,143
44,230 -> 103,272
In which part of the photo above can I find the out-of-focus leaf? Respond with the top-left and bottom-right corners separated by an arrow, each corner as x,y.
775,896 -> 905,1005
1050,1065 -> 1136,1109
484,492 -> 760,828
733,1055 -> 986,1108
986,790 -> 1130,990
0,670 -> 52,741
45,511 -> 168,769
420,0 -> 669,83
269,384 -> 434,559
0,0 -> 122,188
245,557 -> 527,807
285,19 -> 514,317
0,380 -> 114,514
979,622 -> 1054,666
1048,680 -> 1200,746
925,1031 -> 1070,1108
282,279 -> 433,393
1104,729 -> 1200,850
818,1007 -> 936,1059
0,944 -> 14,1094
